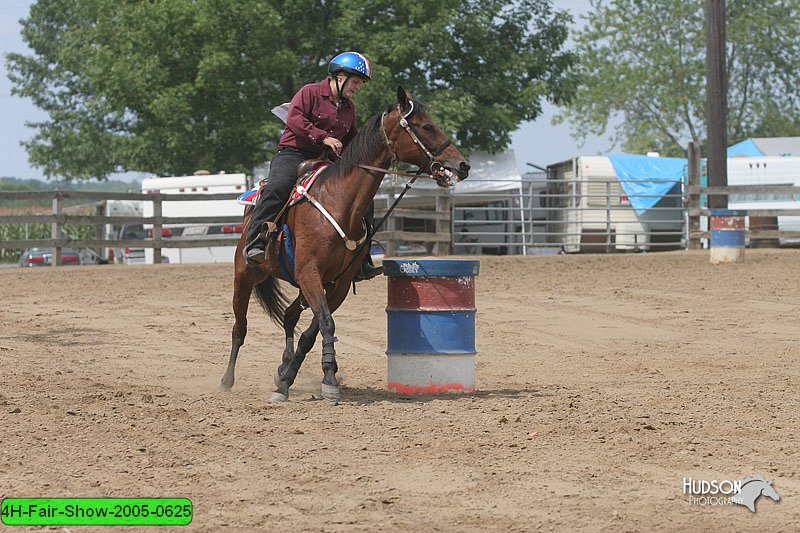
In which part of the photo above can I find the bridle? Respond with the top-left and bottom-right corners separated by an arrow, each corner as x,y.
378,102 -> 456,184
332,100 -> 460,286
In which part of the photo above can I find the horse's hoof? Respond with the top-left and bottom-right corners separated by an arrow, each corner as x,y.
219,381 -> 233,392
270,391 -> 288,403
320,383 -> 341,402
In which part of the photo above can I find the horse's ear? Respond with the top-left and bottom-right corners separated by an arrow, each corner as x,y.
397,86 -> 412,115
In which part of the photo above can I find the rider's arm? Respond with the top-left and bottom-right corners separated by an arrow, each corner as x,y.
285,84 -> 329,147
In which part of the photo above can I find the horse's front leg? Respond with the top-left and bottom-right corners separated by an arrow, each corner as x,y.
317,282 -> 352,401
296,273 -> 342,401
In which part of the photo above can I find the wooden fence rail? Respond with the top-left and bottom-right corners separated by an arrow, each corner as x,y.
0,189 -> 243,265
1,188 -> 454,265
686,184 -> 800,244
6,184 -> 796,264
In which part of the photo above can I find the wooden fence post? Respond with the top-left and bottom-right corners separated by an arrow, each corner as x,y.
687,141 -> 702,249
705,0 -> 728,209
385,184 -> 397,256
433,192 -> 451,255
94,201 -> 106,261
51,191 -> 63,266
153,196 -> 163,264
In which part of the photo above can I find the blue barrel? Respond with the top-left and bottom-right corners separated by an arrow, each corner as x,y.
383,259 -> 479,394
709,208 -> 746,264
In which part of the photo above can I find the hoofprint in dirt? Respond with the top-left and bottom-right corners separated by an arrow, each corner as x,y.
0,250 -> 798,532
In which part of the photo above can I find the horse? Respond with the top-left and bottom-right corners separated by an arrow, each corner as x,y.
220,86 -> 470,402
730,476 -> 780,512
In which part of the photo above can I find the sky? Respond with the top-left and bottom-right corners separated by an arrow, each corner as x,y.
0,0 -> 611,182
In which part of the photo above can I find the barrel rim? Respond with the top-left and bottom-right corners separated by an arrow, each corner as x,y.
709,208 -> 747,217
382,258 -> 480,277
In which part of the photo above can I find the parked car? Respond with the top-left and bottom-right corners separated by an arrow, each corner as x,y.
77,248 -> 107,265
113,224 -> 146,265
18,247 -> 82,267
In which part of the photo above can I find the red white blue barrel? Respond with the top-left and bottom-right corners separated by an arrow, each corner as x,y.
383,259 -> 479,394
709,208 -> 746,264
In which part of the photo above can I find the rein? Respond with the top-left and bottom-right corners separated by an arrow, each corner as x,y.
358,163 -> 435,179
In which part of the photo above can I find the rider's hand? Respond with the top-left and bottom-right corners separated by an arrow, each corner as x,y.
323,136 -> 343,156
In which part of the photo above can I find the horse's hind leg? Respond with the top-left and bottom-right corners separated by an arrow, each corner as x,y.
271,296 -> 306,402
291,318 -> 320,381
272,316 -> 320,401
221,264 -> 256,391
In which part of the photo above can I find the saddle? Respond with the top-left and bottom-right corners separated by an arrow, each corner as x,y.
236,159 -> 330,207
296,159 -> 328,178
289,160 -> 330,206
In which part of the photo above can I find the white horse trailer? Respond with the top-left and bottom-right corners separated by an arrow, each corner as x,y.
142,172 -> 251,264
546,156 -> 684,252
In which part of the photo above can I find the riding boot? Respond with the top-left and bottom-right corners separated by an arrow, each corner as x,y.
354,201 -> 384,281
354,252 -> 384,281
244,221 -> 277,264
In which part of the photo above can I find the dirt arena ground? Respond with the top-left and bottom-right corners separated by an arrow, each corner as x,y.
1,249 -> 798,532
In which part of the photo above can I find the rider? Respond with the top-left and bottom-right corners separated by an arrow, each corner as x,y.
245,51 -> 383,281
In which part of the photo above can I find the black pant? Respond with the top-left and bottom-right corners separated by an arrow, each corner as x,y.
246,147 -> 319,246
246,147 -> 376,248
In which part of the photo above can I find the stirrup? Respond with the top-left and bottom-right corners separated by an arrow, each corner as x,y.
259,221 -> 277,241
245,220 -> 277,251
245,246 -> 266,265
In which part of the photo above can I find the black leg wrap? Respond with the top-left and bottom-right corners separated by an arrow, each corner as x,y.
321,342 -> 337,374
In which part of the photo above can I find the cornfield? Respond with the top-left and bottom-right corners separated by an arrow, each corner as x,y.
0,223 -> 96,263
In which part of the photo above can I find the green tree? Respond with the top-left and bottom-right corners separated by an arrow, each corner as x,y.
6,0 -> 576,181
556,0 -> 800,157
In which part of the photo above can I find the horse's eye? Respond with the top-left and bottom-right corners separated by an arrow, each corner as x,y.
423,124 -> 434,132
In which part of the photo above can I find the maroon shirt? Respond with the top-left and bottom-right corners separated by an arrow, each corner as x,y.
279,79 -> 358,155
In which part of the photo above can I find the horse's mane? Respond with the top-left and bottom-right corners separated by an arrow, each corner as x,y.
329,112 -> 384,179
326,100 -> 428,180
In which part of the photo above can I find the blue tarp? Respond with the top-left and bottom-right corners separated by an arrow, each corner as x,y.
727,138 -> 764,157
607,154 -> 686,215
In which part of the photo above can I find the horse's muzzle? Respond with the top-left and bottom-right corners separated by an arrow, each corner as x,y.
432,160 -> 470,186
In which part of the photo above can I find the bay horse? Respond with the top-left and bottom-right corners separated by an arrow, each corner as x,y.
221,86 -> 470,402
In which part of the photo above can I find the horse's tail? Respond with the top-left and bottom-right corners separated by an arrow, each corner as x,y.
253,276 -> 291,330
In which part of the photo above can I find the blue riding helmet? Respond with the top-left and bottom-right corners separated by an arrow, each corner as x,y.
328,52 -> 372,81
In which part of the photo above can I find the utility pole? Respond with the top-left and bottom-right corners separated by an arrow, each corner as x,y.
705,0 -> 727,208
